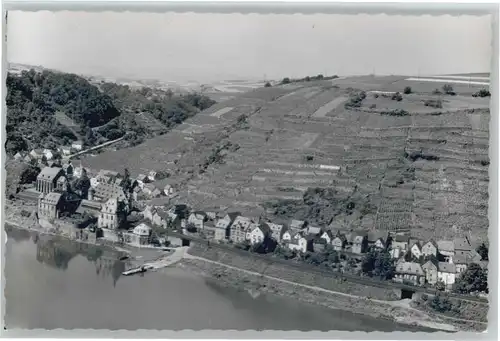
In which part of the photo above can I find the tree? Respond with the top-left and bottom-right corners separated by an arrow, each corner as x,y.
373,251 -> 394,279
19,165 -> 41,184
403,86 -> 412,94
435,281 -> 446,291
122,168 -> 132,193
361,250 -> 377,276
281,77 -> 291,84
442,84 -> 455,95
430,293 -> 452,312
264,82 -> 272,88
41,155 -> 48,167
476,243 -> 489,261
453,263 -> 488,294
185,222 -> 197,233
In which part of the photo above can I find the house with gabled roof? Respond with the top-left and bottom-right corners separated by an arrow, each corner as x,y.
319,230 -> 334,244
368,230 -> 390,250
30,149 -> 44,159
38,192 -> 64,219
312,237 -> 327,253
72,141 -> 83,151
421,239 -> 438,258
422,259 -> 439,285
13,152 -> 24,160
352,232 -> 368,254
216,212 -> 240,239
249,223 -> 271,245
392,234 -> 410,252
410,242 -> 422,259
98,198 -> 126,230
36,167 -> 65,193
266,222 -> 286,242
331,233 -> 347,251
453,237 -> 472,257
453,253 -> 469,274
287,232 -> 308,253
229,216 -> 254,243
148,171 -> 157,182
437,240 -> 455,261
437,262 -> 456,290
394,261 -> 425,286
43,149 -> 54,160
188,211 -> 208,230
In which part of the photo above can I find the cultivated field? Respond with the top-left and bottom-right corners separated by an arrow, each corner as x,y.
81,75 -> 490,244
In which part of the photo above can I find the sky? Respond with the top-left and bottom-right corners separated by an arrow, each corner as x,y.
7,11 -> 493,83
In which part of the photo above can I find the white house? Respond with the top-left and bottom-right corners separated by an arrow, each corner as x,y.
437,262 -> 456,289
43,149 -> 54,160
164,184 -> 175,196
148,171 -> 157,182
421,240 -> 438,258
287,233 -> 308,253
245,222 -> 259,241
281,229 -> 296,243
30,149 -> 44,159
410,242 -> 422,259
90,177 -> 100,188
249,224 -> 271,245
390,247 -> 402,259
188,212 -> 207,230
59,146 -> 72,156
229,215 -> 253,243
72,141 -> 83,151
319,230 -> 333,244
13,152 -> 24,160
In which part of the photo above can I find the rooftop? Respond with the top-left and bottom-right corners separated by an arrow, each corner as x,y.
41,192 -> 62,205
37,167 -> 63,181
438,262 -> 456,273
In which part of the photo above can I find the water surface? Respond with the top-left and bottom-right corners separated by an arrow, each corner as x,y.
4,226 -> 435,331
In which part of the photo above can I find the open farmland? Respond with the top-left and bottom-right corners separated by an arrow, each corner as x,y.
80,75 -> 490,244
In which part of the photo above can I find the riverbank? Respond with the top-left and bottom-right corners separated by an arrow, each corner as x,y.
179,244 -> 487,332
176,257 -> 457,332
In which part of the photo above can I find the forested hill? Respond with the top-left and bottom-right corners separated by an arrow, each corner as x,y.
5,69 -> 120,155
5,69 -> 216,156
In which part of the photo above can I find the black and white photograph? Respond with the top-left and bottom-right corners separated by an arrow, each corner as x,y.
1,4 -> 494,334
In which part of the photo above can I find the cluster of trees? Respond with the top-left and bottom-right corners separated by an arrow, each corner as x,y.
361,250 -> 395,280
5,69 -> 120,155
472,89 -> 491,97
344,91 -> 367,108
433,84 -> 456,96
5,69 -> 216,155
453,263 -> 488,294
379,109 -> 409,116
280,74 -> 339,85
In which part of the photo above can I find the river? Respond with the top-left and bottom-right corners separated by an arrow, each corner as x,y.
3,226 -> 436,332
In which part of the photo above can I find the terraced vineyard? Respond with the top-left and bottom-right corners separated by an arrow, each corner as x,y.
81,76 -> 490,244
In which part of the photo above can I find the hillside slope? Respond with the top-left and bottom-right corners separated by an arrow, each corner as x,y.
80,76 -> 490,244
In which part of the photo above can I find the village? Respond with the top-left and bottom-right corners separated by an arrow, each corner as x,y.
9,144 -> 489,296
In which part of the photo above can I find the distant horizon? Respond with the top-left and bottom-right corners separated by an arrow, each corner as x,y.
7,62 -> 490,86
7,12 -> 492,84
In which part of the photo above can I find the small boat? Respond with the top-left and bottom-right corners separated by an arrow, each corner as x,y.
119,255 -> 129,261
122,266 -> 147,276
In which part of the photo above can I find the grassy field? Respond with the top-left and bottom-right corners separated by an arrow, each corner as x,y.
80,76 -> 490,244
